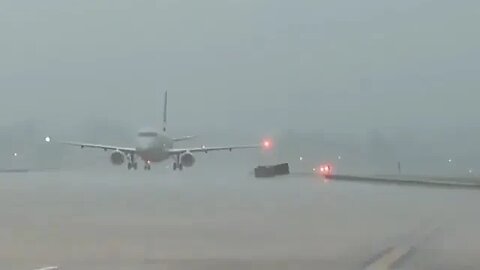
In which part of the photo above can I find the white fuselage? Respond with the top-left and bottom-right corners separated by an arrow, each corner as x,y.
135,131 -> 173,163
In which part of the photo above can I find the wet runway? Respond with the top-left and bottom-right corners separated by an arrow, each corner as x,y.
1,166 -> 480,269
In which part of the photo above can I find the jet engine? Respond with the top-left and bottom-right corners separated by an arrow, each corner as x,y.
180,152 -> 195,167
110,150 -> 125,165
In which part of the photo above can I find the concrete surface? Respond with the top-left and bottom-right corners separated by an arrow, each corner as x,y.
1,166 -> 479,269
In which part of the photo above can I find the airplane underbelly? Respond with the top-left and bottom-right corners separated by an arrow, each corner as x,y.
136,135 -> 173,163
138,148 -> 169,163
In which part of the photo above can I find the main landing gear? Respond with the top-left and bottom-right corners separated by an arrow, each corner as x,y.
127,153 -> 138,170
173,155 -> 183,171
173,162 -> 183,171
127,162 -> 138,170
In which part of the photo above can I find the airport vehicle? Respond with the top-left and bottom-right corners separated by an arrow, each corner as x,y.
45,92 -> 271,171
254,163 -> 290,178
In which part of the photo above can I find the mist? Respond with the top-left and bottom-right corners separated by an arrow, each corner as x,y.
0,0 -> 479,175
0,0 -> 479,131
2,2 -> 480,269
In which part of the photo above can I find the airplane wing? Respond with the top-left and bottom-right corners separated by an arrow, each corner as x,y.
53,140 -> 136,154
172,135 -> 196,142
168,144 -> 260,155
61,141 -> 136,153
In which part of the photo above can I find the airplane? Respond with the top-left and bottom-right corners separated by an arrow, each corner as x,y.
45,91 -> 272,171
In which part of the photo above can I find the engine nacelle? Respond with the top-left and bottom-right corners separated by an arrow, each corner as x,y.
110,150 -> 125,165
180,152 -> 195,167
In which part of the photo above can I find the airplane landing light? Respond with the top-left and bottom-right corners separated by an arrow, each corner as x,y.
45,136 -> 51,143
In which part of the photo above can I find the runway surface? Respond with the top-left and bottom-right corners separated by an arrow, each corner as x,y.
1,166 -> 480,269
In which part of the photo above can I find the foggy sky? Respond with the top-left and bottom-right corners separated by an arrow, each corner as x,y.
1,0 -> 479,133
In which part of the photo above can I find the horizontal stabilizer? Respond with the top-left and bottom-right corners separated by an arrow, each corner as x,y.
172,135 -> 196,142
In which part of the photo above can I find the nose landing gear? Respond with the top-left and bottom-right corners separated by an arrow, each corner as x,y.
144,162 -> 151,170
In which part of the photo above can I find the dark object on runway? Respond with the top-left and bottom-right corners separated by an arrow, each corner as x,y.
273,163 -> 290,175
254,166 -> 275,177
254,163 -> 290,178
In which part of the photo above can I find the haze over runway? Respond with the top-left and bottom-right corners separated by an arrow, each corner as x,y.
1,0 -> 480,269
2,164 -> 480,269
1,0 -> 479,134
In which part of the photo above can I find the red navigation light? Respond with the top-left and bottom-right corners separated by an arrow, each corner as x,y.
262,138 -> 273,150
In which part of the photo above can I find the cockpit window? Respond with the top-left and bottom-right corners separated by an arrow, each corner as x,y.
138,131 -> 158,137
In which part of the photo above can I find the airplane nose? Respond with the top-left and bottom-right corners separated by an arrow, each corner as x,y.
136,138 -> 156,152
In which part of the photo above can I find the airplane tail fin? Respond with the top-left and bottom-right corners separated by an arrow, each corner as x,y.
163,91 -> 168,132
